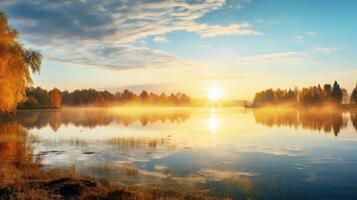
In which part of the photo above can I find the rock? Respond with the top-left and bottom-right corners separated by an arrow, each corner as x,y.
0,188 -> 11,200
56,183 -> 82,198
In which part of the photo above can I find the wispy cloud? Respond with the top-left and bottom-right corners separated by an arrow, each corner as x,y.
192,22 -> 261,37
234,52 -> 307,65
295,31 -> 317,43
314,46 -> 341,53
2,1 -> 260,41
2,0 -> 260,70
305,31 -> 317,36
48,43 -> 203,70
192,74 -> 257,81
295,35 -> 304,43
153,36 -> 169,43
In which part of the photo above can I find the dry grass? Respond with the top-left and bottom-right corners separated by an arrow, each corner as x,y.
40,137 -> 175,150
0,161 -> 217,200
104,137 -> 169,149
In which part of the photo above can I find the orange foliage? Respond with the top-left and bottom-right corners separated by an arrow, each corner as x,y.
0,12 -> 42,112
48,88 -> 62,109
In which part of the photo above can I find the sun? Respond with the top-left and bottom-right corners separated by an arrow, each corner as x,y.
207,85 -> 223,101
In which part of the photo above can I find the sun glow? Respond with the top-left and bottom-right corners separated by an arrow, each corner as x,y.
209,112 -> 218,133
207,85 -> 223,101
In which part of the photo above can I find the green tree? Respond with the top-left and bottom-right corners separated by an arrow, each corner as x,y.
0,12 -> 42,112
331,81 -> 343,104
351,83 -> 357,104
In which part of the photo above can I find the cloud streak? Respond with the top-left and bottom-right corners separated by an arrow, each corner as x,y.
48,43 -> 203,70
1,0 -> 261,70
314,47 -> 341,53
234,52 -> 307,65
153,36 -> 169,43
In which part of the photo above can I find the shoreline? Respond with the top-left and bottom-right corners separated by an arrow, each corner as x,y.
244,104 -> 357,110
0,162 -> 217,200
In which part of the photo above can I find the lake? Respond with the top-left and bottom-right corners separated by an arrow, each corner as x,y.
1,107 -> 357,199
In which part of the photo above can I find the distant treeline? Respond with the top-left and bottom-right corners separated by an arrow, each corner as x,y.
18,87 -> 192,109
253,81 -> 357,107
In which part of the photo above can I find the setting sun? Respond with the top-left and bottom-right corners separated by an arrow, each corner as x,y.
207,85 -> 223,101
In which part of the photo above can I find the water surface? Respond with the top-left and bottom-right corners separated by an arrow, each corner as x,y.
1,107 -> 357,199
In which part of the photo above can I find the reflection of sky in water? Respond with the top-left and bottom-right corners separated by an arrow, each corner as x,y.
10,108 -> 357,199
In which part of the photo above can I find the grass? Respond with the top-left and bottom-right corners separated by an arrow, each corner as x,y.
0,122 -> 215,199
40,137 -> 175,150
104,137 -> 170,149
0,161 -> 219,200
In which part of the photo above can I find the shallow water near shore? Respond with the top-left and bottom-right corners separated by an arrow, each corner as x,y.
1,107 -> 357,199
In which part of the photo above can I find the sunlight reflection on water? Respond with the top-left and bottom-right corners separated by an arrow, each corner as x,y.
1,107 -> 357,199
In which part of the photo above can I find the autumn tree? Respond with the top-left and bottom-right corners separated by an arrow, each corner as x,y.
0,12 -> 42,112
48,88 -> 62,109
323,84 -> 332,100
253,81 -> 347,107
351,83 -> 357,104
59,88 -> 190,106
139,90 -> 149,103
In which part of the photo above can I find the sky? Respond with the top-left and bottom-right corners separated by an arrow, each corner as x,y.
1,0 -> 357,100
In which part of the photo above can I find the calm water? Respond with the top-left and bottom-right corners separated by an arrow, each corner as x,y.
1,107 -> 357,199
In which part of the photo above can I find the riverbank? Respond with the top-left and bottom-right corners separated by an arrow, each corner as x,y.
245,103 -> 357,111
0,161 -> 217,200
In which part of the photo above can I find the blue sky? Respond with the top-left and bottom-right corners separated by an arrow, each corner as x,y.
1,0 -> 356,99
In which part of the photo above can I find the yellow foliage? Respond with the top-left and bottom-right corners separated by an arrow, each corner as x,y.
0,12 -> 41,112
48,88 -> 62,109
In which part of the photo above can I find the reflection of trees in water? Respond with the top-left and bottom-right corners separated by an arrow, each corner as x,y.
253,108 -> 349,135
351,112 -> 357,132
0,122 -> 32,163
4,109 -> 190,131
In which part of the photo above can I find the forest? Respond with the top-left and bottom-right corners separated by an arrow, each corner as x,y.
18,87 -> 192,109
253,81 -> 357,107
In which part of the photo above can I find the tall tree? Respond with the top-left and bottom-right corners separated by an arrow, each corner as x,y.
0,12 -> 42,112
331,81 -> 343,104
48,88 -> 62,109
351,83 -> 357,104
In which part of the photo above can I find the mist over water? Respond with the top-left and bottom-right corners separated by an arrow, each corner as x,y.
1,107 -> 357,199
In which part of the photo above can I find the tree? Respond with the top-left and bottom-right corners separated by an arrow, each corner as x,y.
351,83 -> 357,104
48,88 -> 62,109
0,12 -> 42,112
323,84 -> 332,99
139,90 -> 149,103
253,82 -> 350,107
331,81 -> 343,104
